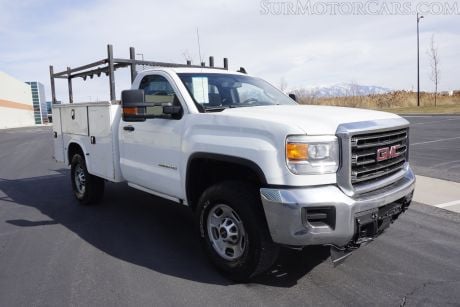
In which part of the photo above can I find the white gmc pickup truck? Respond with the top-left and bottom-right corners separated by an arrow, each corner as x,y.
51,46 -> 415,281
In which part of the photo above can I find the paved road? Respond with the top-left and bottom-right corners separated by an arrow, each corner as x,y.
405,115 -> 460,182
1,125 -> 460,306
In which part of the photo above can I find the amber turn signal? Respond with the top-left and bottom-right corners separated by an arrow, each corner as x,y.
286,143 -> 308,161
123,107 -> 138,115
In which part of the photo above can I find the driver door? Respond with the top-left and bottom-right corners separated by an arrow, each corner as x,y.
119,73 -> 185,199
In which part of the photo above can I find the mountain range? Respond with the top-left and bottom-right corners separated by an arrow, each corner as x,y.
301,83 -> 392,97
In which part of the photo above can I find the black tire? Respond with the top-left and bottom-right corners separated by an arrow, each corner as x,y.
196,181 -> 279,282
70,153 -> 104,205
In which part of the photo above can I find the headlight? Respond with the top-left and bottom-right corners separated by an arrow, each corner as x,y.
286,135 -> 339,174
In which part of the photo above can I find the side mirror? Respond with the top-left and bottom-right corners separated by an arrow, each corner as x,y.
121,89 -> 147,122
289,93 -> 297,102
163,105 -> 182,115
121,89 -> 183,121
122,89 -> 145,106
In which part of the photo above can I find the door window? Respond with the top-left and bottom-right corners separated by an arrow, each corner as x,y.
139,75 -> 182,117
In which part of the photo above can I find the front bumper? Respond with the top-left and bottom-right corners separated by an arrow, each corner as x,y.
260,167 -> 415,247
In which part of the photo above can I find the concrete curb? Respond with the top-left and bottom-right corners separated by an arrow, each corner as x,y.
398,113 -> 460,116
413,175 -> 460,213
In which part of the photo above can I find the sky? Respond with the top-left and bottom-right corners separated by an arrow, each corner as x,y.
1,0 -> 459,102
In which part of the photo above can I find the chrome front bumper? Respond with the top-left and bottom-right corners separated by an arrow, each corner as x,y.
260,167 -> 416,247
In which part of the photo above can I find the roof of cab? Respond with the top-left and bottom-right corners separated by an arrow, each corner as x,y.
137,67 -> 247,76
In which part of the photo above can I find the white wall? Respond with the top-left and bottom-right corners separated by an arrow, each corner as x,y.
0,71 -> 35,129
0,107 -> 36,129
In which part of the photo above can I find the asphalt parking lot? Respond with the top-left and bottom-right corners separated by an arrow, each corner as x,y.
405,115 -> 460,182
0,117 -> 459,306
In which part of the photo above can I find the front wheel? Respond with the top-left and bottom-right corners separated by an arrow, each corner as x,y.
197,181 -> 279,282
70,153 -> 104,205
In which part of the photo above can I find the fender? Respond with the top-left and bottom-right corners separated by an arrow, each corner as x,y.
185,152 -> 267,204
66,140 -> 91,170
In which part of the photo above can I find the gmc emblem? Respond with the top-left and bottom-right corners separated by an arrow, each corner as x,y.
376,145 -> 400,162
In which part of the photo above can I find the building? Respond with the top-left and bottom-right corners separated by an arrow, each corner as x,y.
0,72 -> 35,129
46,101 -> 52,115
46,100 -> 60,123
26,81 -> 48,124
46,101 -> 53,123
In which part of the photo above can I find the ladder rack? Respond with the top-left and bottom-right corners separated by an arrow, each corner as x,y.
49,44 -> 229,104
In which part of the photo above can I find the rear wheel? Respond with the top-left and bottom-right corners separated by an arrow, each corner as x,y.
70,153 -> 104,205
197,181 -> 279,282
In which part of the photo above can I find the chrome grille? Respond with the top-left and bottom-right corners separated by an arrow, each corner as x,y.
351,128 -> 408,186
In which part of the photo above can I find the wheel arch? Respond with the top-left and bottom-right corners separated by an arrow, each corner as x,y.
185,152 -> 267,210
67,141 -> 87,165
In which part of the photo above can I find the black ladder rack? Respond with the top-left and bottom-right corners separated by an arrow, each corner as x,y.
49,44 -> 229,104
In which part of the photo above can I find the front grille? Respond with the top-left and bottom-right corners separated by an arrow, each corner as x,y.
350,128 -> 408,187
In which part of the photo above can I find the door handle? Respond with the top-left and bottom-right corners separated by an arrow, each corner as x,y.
123,125 -> 135,132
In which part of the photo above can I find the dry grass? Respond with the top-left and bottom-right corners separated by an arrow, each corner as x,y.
294,90 -> 460,113
379,104 -> 460,114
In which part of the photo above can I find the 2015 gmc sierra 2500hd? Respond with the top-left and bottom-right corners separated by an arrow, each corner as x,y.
51,45 -> 415,281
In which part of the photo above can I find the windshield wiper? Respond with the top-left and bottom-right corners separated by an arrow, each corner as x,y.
203,103 -> 272,112
203,106 -> 229,112
228,103 -> 268,108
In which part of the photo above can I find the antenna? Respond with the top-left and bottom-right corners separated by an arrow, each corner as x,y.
196,28 -> 203,64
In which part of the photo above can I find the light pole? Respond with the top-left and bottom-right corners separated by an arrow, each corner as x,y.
417,13 -> 424,107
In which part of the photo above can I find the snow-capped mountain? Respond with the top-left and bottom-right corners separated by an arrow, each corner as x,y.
302,83 -> 391,97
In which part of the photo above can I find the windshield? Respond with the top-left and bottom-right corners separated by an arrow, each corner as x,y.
177,73 -> 297,112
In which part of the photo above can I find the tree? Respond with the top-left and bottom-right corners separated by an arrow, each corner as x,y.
346,81 -> 364,108
293,88 -> 318,105
428,34 -> 440,107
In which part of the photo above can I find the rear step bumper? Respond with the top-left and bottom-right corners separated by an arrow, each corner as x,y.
260,167 -> 415,247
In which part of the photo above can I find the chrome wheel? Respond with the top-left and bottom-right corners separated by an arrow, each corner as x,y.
74,164 -> 86,195
207,204 -> 247,261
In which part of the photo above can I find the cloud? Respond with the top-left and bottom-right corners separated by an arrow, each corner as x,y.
1,0 -> 459,102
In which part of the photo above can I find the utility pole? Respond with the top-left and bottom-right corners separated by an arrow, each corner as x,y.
417,13 -> 424,107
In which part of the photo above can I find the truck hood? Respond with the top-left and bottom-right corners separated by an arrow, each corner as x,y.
221,105 -> 402,135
